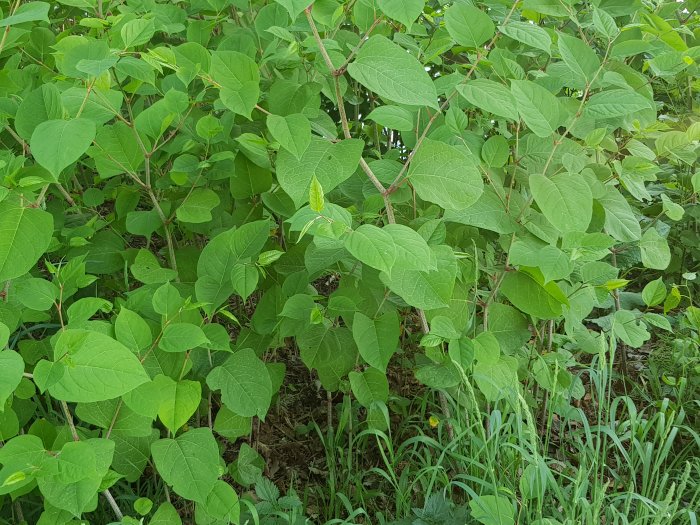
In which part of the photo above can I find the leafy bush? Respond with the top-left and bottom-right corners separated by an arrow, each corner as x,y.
0,0 -> 698,523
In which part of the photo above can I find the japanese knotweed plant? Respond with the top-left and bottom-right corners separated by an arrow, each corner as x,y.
0,0 -> 698,523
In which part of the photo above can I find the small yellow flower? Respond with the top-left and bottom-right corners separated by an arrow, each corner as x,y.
429,415 -> 440,428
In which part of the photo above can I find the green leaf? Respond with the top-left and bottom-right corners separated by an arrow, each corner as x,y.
352,311 -> 399,372
366,105 -> 415,132
267,113 -> 311,159
613,310 -> 650,348
500,271 -> 565,320
383,224 -> 435,272
344,224 -> 396,275
639,228 -> 671,270
154,376 -> 202,433
159,323 -> 209,353
598,188 -> 641,242
13,278 -> 58,311
0,351 -> 23,409
557,33 -> 600,83
201,480 -> 240,524
34,329 -> 149,402
30,119 -> 96,179
115,308 -> 153,354
176,189 -> 220,224
377,0 -> 423,28
349,368 -> 389,408
530,173 -> 592,234
585,89 -> 652,119
642,278 -> 666,307
445,3 -> 494,48
213,407 -> 252,440
347,35 -> 438,109
207,349 -> 272,418
210,51 -> 260,118
276,137 -> 364,208
0,2 -> 49,28
458,79 -> 518,121
308,175 -> 324,213
151,428 -> 220,504
487,304 -> 531,353
272,0 -> 310,20
149,502 -> 182,525
14,84 -> 64,140
121,18 -> 155,48
469,494 -> 515,525
499,21 -> 552,54
407,139 -> 483,211
511,80 -> 561,138
481,135 -> 510,168
231,265 -> 259,301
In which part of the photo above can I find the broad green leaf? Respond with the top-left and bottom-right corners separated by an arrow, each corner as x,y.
213,407 -> 252,440
30,119 -> 97,179
347,35 -> 438,109
344,224 -> 396,275
352,311 -> 399,372
207,349 -> 272,418
366,105 -> 415,132
377,0 -> 423,28
469,494 -> 516,525
639,229 -> 671,270
266,113 -> 311,159
407,139 -> 483,210
592,7 -> 619,39
557,33 -> 600,83
474,356 -> 519,403
487,304 -> 531,353
383,223 -> 435,272
499,21 -> 551,54
115,308 -> 153,354
276,137 -> 364,207
13,278 -> 58,311
0,351 -> 23,409
500,271 -> 565,320
598,188 -> 641,242
210,51 -> 260,118
154,376 -> 202,433
585,89 -> 652,119
445,3 -> 494,48
349,368 -> 389,408
159,323 -> 209,353
511,80 -> 561,138
272,0 -> 310,20
529,173 -> 592,234
201,480 -> 240,524
14,84 -> 64,140
613,310 -> 650,348
230,153 -> 272,198
151,428 -> 220,504
176,189 -> 220,224
458,79 -> 518,121
231,265 -> 259,301
642,278 -> 666,307
121,18 -> 155,48
75,398 -> 151,437
481,135 -> 510,168
0,2 -> 49,27
34,329 -> 149,402
150,502 -> 182,525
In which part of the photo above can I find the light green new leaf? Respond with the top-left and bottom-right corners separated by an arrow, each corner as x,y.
557,33 -> 600,83
0,351 -> 23,409
154,376 -> 202,433
366,105 -> 415,132
458,79 -> 518,121
276,137 -> 364,208
347,35 -> 438,109
639,229 -> 671,270
352,311 -> 399,372
210,51 -> 260,118
266,113 -> 311,159
499,21 -> 551,54
585,89 -> 652,119
35,330 -> 149,402
207,349 -> 272,418
445,3 -> 494,48
407,139 -> 483,210
151,428 -> 220,504
377,0 -> 423,28
176,189 -> 220,224
511,80 -> 561,138
121,19 -> 155,48
349,368 -> 389,408
0,197 -> 53,281
159,323 -> 209,353
613,310 -> 650,348
642,278 -> 666,307
30,119 -> 96,179
344,224 -> 396,275
530,173 -> 592,233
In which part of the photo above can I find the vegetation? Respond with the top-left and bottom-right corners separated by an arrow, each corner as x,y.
0,0 -> 698,523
